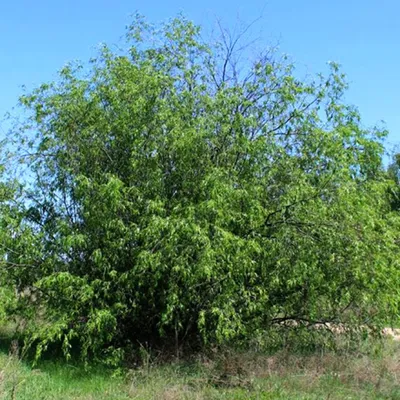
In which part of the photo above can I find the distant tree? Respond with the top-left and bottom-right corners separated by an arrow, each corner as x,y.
387,152 -> 400,210
2,14 -> 400,362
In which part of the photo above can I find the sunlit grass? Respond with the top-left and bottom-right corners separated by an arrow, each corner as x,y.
0,336 -> 399,399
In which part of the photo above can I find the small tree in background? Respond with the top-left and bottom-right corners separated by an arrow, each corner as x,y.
1,15 -> 400,362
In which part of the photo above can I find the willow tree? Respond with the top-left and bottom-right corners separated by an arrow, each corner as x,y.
3,15 -> 400,361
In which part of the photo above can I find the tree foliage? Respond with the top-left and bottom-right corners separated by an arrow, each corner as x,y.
1,15 -> 400,362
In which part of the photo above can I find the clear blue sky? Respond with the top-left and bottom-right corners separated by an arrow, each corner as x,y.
1,0 -> 399,152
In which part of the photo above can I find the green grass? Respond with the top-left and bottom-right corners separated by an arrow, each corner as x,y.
0,339 -> 399,399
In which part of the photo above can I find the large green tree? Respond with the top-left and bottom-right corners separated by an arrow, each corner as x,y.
2,15 -> 400,362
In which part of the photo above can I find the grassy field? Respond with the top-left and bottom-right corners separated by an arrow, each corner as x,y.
0,337 -> 399,400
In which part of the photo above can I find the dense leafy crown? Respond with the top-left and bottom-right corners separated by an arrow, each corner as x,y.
1,15 -> 399,362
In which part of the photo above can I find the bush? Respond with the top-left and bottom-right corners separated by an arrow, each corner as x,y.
2,15 -> 400,362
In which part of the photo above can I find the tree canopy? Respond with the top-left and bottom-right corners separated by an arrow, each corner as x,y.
1,15 -> 400,363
